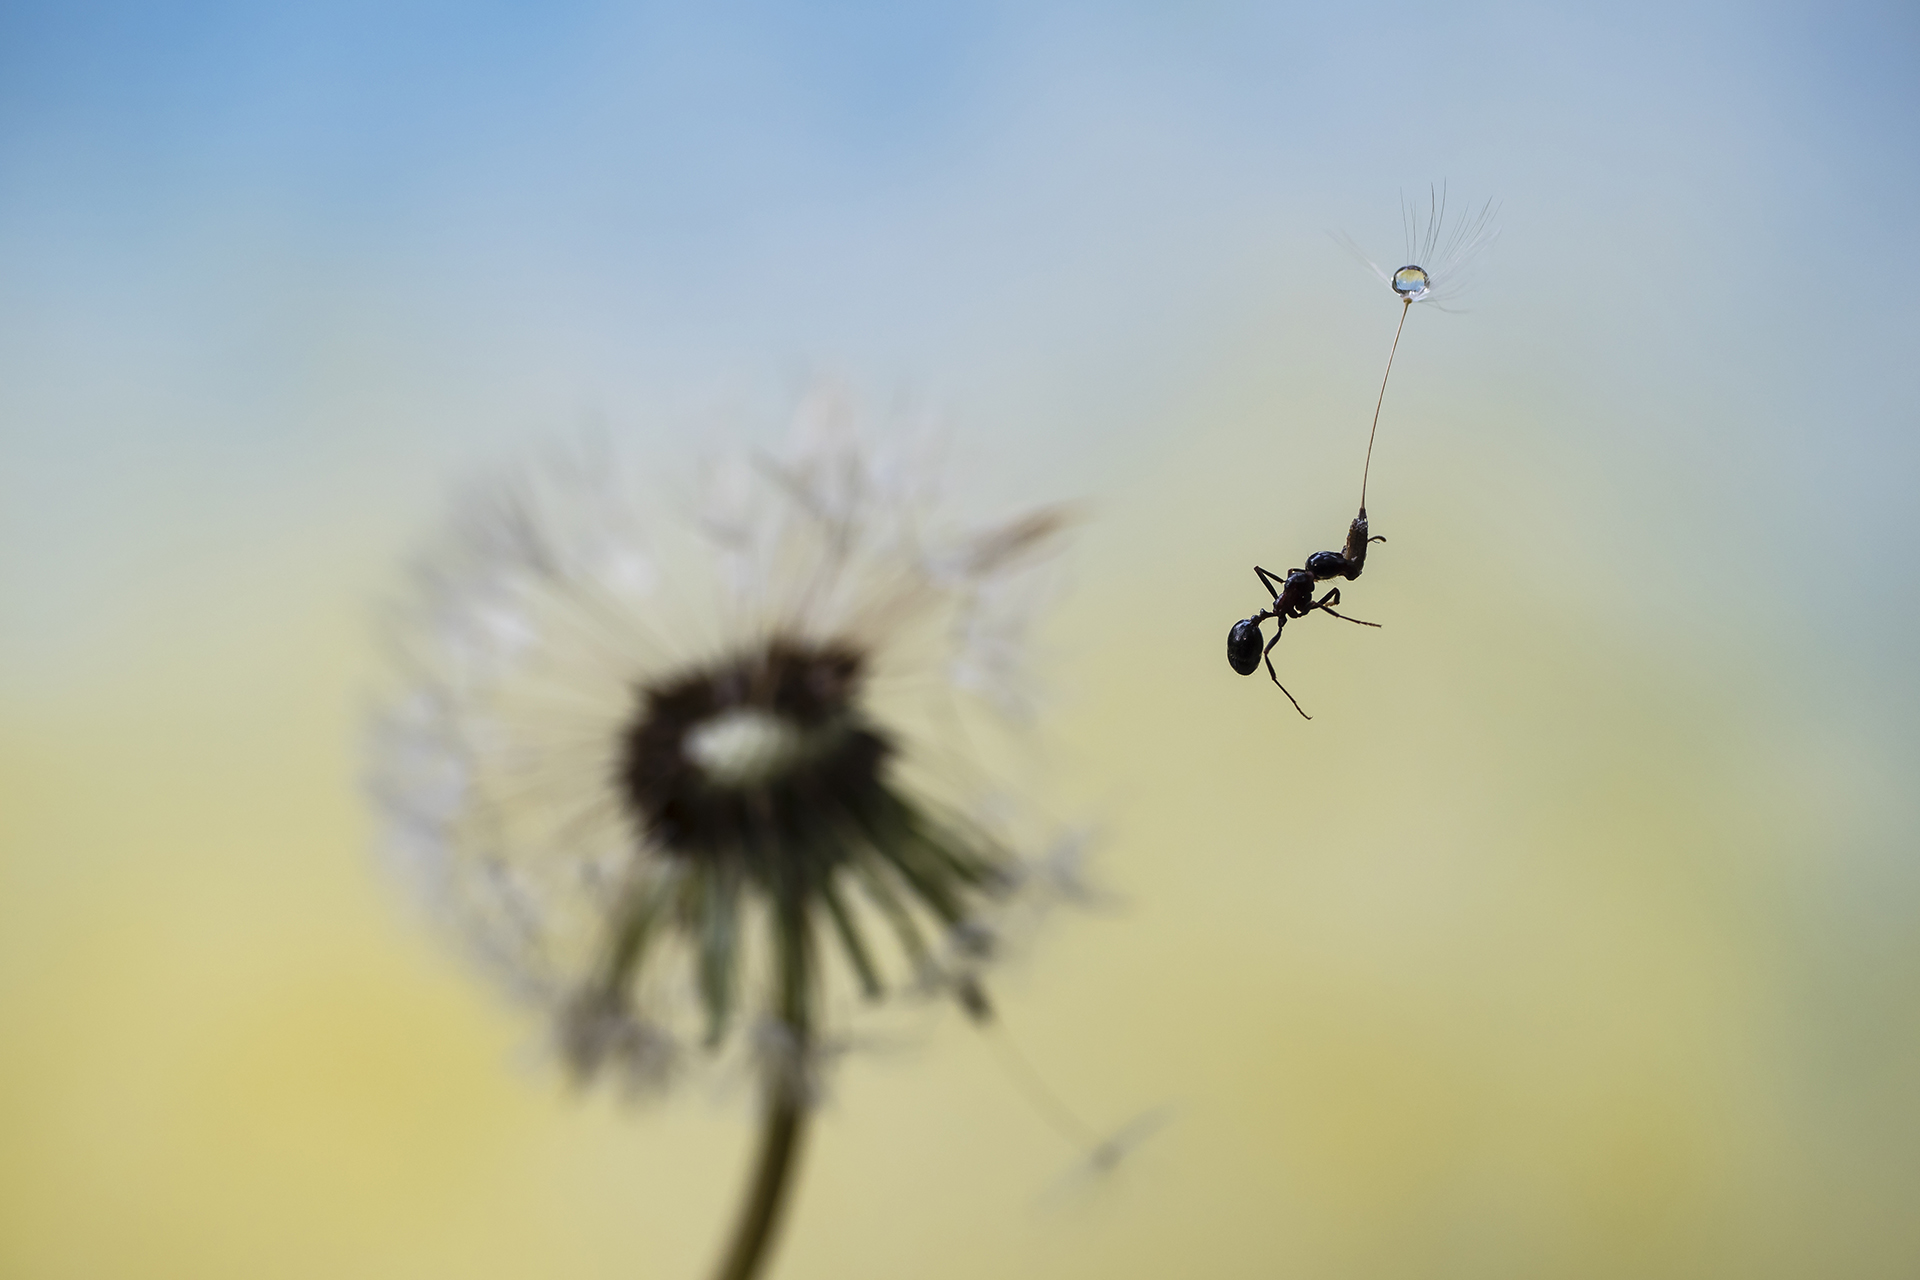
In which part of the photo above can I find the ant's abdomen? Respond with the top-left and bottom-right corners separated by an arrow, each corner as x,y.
1227,617 -> 1265,675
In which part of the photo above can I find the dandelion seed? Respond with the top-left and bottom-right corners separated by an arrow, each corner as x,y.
1028,1106 -> 1177,1212
370,388 -> 1075,1280
1339,183 -> 1500,311
1337,185 -> 1499,509
1232,192 -> 1500,711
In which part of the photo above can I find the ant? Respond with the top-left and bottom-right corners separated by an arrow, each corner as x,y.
1228,272 -> 1424,718
1226,510 -> 1384,719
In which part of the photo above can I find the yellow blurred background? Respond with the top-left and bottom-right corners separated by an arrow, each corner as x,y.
5,3 -> 1919,1277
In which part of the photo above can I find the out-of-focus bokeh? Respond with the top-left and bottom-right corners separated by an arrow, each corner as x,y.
4,3 -> 1918,1277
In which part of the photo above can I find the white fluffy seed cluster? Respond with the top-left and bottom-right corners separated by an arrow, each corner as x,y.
368,388 -> 1079,1091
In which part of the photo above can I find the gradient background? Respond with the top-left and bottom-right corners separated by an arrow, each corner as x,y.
4,2 -> 1919,1277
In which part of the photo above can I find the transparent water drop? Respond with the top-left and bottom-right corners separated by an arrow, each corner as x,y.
1392,265 -> 1430,298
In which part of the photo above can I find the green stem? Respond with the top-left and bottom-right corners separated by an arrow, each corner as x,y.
713,881 -> 815,1280
710,1075 -> 810,1280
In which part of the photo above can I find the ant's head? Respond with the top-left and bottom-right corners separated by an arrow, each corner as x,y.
1227,616 -> 1266,675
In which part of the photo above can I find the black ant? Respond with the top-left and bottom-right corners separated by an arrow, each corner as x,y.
1228,279 -> 1420,718
1226,510 -> 1385,718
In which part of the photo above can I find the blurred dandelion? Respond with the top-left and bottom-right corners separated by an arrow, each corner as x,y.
369,388 -> 1077,1280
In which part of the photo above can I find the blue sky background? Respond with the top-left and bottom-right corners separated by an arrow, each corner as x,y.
4,0 -> 1917,678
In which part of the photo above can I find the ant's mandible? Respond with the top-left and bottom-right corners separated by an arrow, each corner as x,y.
1226,510 -> 1385,719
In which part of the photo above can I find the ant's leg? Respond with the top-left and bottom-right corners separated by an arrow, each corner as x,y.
1261,631 -> 1311,720
1282,588 -> 1320,620
1254,566 -> 1288,597
1315,587 -> 1380,626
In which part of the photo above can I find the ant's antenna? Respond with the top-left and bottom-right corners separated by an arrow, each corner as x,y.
1359,297 -> 1411,513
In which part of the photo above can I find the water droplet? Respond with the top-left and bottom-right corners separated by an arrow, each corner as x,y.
1392,265 -> 1430,298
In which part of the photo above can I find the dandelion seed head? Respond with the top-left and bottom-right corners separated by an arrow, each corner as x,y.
617,640 -> 891,864
369,389 -> 1074,1092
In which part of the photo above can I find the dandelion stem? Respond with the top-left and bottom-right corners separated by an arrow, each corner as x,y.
1360,298 -> 1411,512
711,1074 -> 810,1280
713,885 -> 815,1280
